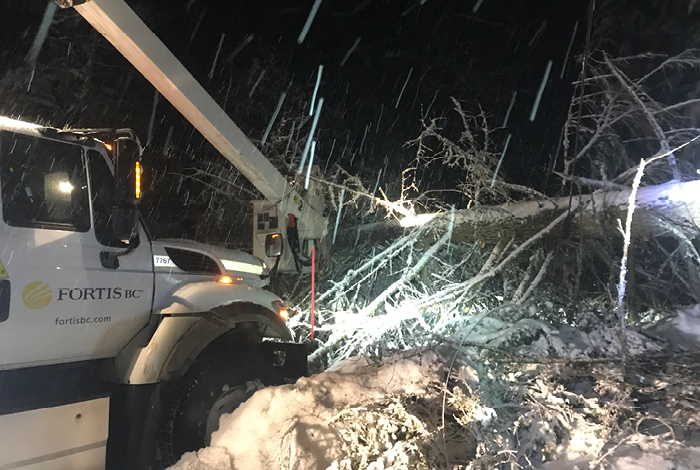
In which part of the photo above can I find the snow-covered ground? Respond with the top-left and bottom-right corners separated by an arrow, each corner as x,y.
170,305 -> 700,470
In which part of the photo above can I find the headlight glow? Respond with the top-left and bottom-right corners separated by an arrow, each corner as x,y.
221,259 -> 263,275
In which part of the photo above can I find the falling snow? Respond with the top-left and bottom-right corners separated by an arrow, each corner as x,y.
298,0 -> 324,44
529,60 -> 552,122
298,97 -> 324,175
208,33 -> 225,79
340,37 -> 361,67
26,2 -> 56,67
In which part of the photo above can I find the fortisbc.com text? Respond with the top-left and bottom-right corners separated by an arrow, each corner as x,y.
55,316 -> 112,326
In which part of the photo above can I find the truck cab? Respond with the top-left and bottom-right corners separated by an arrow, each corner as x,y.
0,116 -> 304,469
0,117 -> 155,367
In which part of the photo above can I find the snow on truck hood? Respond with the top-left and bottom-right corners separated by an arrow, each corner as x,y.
154,238 -> 265,276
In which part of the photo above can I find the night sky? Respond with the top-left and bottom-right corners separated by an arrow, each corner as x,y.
0,0 -> 595,194
138,0 -> 590,190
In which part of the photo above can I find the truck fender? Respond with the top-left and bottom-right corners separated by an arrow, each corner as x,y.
110,283 -> 293,385
158,280 -> 286,316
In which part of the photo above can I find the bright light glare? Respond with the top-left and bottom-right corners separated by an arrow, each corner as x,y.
58,181 -> 73,193
218,275 -> 233,284
279,308 -> 290,320
221,259 -> 263,275
0,116 -> 43,130
399,213 -> 437,227
666,183 -> 691,204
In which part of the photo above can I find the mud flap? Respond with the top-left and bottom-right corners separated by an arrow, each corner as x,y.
260,341 -> 308,381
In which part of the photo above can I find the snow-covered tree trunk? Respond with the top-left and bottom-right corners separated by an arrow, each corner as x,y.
438,179 -> 700,242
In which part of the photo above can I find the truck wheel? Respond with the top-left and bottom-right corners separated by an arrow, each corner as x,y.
157,351 -> 277,467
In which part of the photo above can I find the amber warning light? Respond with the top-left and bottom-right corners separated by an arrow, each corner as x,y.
104,143 -> 113,151
218,275 -> 233,285
135,162 -> 141,199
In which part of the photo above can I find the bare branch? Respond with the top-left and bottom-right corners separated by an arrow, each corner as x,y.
604,53 -> 680,179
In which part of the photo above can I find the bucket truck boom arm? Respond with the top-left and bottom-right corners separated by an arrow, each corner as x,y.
58,0 -> 326,262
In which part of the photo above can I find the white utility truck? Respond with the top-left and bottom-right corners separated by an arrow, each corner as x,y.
0,1 -> 327,469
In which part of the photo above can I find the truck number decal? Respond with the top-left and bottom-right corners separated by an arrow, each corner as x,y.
153,256 -> 176,268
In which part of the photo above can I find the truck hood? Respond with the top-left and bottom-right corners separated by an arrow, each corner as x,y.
153,238 -> 267,277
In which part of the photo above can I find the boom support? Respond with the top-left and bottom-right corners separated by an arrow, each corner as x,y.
65,0 -> 326,244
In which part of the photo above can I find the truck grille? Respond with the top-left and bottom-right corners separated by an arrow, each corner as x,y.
164,248 -> 221,275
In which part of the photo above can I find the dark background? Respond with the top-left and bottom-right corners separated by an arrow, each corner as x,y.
134,0 -> 588,191
1,0 -> 698,245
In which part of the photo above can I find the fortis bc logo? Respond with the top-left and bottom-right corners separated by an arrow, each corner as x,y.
22,282 -> 52,310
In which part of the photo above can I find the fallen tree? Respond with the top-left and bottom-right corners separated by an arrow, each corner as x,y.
437,178 -> 700,242
285,49 -> 700,370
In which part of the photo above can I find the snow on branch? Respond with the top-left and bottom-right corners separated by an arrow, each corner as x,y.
408,99 -> 514,207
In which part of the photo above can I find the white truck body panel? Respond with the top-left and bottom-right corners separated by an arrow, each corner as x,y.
0,224 -> 152,369
0,397 -> 109,470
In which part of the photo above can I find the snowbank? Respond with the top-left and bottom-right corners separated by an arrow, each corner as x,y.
170,307 -> 700,470
170,350 -> 447,470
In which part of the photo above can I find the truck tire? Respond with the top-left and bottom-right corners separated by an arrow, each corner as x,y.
156,351 -> 277,468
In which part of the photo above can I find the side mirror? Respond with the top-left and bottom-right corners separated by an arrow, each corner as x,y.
265,233 -> 283,258
112,137 -> 142,242
100,137 -> 142,269
114,137 -> 142,206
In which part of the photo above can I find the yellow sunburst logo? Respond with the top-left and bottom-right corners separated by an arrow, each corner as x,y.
22,282 -> 52,310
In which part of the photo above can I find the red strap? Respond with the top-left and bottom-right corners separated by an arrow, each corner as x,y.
311,245 -> 315,342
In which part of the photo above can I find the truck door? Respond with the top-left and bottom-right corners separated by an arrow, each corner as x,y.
0,131 -> 153,369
